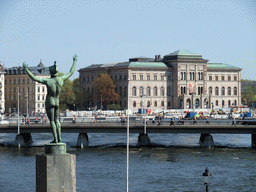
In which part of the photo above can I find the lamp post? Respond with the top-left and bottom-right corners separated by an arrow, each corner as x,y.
203,167 -> 211,192
25,94 -> 28,119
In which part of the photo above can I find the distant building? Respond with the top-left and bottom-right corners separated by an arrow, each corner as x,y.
4,60 -> 50,114
78,50 -> 242,112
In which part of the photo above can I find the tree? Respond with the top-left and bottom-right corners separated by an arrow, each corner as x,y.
58,72 -> 75,111
73,78 -> 91,110
241,79 -> 256,106
92,73 -> 120,109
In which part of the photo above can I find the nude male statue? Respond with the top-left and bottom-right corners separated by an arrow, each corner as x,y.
23,54 -> 78,143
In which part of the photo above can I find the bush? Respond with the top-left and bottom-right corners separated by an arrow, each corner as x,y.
106,104 -> 121,110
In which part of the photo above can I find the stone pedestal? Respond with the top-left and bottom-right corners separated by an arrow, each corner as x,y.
36,143 -> 76,192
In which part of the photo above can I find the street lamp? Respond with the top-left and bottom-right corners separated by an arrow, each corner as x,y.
203,167 -> 211,192
140,93 -> 146,134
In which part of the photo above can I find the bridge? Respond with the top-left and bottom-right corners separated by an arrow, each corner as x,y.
1,122 -> 256,148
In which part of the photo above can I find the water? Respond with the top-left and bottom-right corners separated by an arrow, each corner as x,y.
0,132 -> 256,191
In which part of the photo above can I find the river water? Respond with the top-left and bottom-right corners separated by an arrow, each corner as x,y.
0,132 -> 255,192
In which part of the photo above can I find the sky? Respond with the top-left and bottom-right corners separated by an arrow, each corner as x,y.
0,0 -> 256,80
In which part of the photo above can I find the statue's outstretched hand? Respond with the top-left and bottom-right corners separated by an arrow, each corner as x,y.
73,54 -> 78,62
23,62 -> 28,69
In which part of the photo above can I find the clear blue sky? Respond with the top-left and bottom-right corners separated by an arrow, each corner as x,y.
0,0 -> 255,80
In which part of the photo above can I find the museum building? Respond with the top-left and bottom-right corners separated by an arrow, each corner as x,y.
78,50 -> 242,112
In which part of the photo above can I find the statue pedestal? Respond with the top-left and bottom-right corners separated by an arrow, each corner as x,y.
36,143 -> 76,192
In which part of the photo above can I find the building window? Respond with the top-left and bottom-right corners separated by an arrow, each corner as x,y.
181,86 -> 184,95
228,87 -> 231,95
222,100 -> 225,107
91,77 -> 94,82
160,86 -> 164,96
198,72 -> 200,80
43,95 -> 45,100
147,75 -> 150,80
124,75 -> 127,80
43,87 -> 45,92
14,88 -> 16,93
154,101 -> 157,107
200,72 -> 203,80
132,87 -> 136,96
14,79 -> 16,84
161,75 -> 164,81
209,87 -> 212,95
216,100 -> 218,106
215,76 -> 218,81
38,87 -> 40,92
234,76 -> 237,81
154,75 -> 157,80
234,100 -> 237,106
192,72 -> 195,80
133,101 -> 136,107
133,75 -> 136,80
140,101 -> 143,107
139,87 -> 144,96
140,75 -> 143,80
221,87 -> 225,96
228,76 -> 231,81
38,95 -> 40,100
147,101 -> 150,107
42,103 -> 44,108
234,87 -> 237,95
146,87 -> 151,96
153,87 -> 157,96
124,87 -> 127,96
222,76 -> 225,81
27,79 -> 29,84
168,75 -> 171,81
189,72 -> 192,80
161,101 -> 164,107
209,76 -> 212,81
119,75 -> 122,81
120,87 -> 122,96
87,77 -> 89,82
18,79 -> 20,84
167,87 -> 171,96
115,75 -> 117,81
228,100 -> 231,107
38,104 -> 40,108
215,87 -> 219,96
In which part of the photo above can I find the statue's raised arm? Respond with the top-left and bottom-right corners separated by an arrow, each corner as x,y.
60,54 -> 78,81
23,62 -> 46,84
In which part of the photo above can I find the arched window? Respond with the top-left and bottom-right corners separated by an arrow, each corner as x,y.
146,86 -> 151,96
180,72 -> 183,80
215,87 -> 219,96
234,87 -> 237,95
153,87 -> 158,96
201,87 -> 203,95
154,101 -> 157,107
133,101 -> 136,107
221,87 -> 225,96
228,87 -> 231,95
228,100 -> 231,106
234,100 -> 237,106
198,72 -> 200,80
198,87 -> 201,95
189,72 -> 192,80
192,72 -> 195,80
184,72 -> 186,80
132,86 -> 136,96
181,86 -> 183,95
209,87 -> 212,95
139,86 -> 144,96
222,100 -> 225,107
184,87 -> 186,94
161,86 -> 164,96
201,72 -> 203,80
161,101 -> 164,107
216,100 -> 218,106
147,101 -> 150,107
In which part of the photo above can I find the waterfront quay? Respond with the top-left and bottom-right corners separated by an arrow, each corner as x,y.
1,122 -> 256,148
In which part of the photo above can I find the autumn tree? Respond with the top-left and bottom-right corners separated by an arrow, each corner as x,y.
92,73 -> 120,109
73,78 -> 91,110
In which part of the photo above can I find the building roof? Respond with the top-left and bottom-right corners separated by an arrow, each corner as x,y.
128,62 -> 168,68
166,49 -> 201,56
5,65 -> 50,75
37,59 -> 44,68
207,63 -> 241,71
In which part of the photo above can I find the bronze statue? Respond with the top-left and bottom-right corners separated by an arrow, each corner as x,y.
23,54 -> 78,143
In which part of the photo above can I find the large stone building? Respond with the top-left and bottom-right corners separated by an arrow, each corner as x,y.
78,50 -> 242,112
4,60 -> 50,114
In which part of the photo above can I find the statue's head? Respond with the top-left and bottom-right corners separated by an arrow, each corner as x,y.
49,61 -> 58,76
